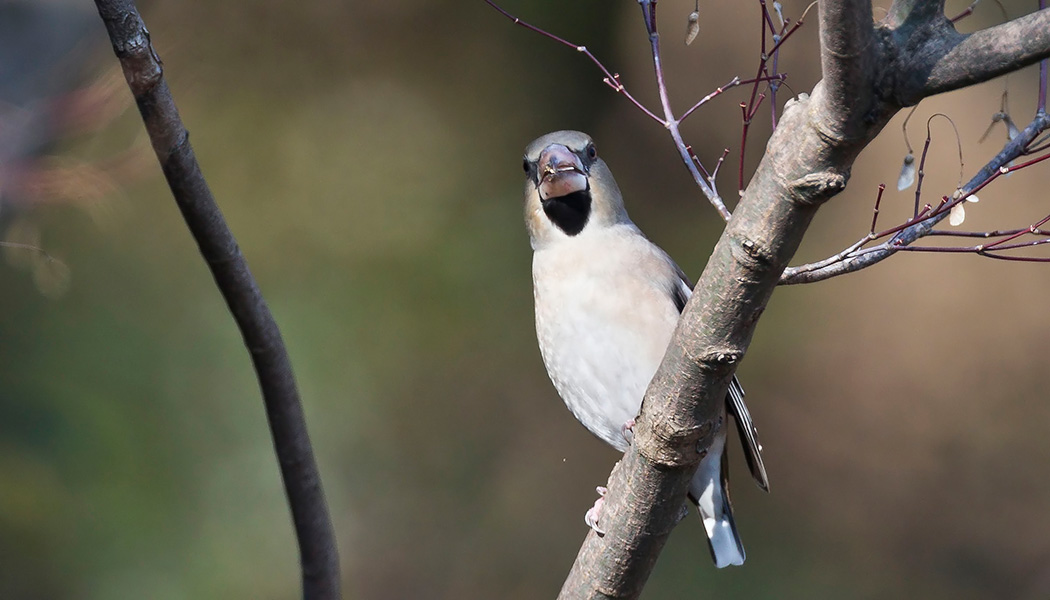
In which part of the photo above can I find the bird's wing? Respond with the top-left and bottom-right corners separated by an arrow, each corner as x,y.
667,262 -> 692,314
671,267 -> 769,492
726,376 -> 769,492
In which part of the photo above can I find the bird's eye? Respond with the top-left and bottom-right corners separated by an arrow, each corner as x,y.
522,158 -> 530,173
586,144 -> 597,160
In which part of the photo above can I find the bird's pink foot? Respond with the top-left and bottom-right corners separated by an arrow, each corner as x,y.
621,418 -> 636,446
584,486 -> 607,535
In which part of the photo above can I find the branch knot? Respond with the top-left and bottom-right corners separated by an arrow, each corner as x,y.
787,170 -> 848,207
113,18 -> 163,95
730,233 -> 776,272
638,412 -> 723,468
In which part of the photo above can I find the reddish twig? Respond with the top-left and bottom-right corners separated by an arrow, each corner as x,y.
782,110 -> 1050,284
679,75 -> 786,123
950,0 -> 979,23
483,0 -> 663,124
893,234 -> 1050,260
485,0 -> 811,222
735,0 -> 814,192
870,183 -> 886,234
1041,0 -> 1048,113
768,1 -> 818,56
637,0 -> 731,219
928,227 -> 1049,237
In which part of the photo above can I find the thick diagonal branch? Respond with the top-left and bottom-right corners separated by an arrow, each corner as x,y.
820,0 -> 878,137
916,9 -> 1050,101
92,2 -> 340,599
557,2 -> 882,598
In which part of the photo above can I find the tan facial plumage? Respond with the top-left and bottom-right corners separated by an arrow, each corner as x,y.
522,130 -> 630,249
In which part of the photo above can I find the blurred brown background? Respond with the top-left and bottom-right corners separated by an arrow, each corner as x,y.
2,1 -> 1049,598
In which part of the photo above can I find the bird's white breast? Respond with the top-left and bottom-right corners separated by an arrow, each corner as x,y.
532,224 -> 683,451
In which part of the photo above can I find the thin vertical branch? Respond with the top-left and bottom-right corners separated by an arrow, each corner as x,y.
1040,57 -> 1047,113
870,183 -> 886,234
638,0 -> 732,220
1041,0 -> 1048,113
91,2 -> 341,599
913,133 -> 933,217
738,4 -> 771,192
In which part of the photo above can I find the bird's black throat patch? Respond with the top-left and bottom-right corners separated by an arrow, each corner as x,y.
541,189 -> 590,236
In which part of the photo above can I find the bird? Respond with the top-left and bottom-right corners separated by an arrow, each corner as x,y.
521,130 -> 769,568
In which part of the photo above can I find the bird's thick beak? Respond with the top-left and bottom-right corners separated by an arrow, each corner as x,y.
537,144 -> 587,201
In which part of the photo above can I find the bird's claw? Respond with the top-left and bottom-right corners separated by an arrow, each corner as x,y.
621,418 -> 636,446
675,499 -> 691,524
584,486 -> 607,535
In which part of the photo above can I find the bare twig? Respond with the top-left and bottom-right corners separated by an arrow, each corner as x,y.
737,1 -> 814,192
928,227 -> 1048,237
680,75 -> 746,123
951,0 -> 1007,24
782,111 -> 1050,284
1041,0 -> 1048,113
485,0 -> 735,216
91,2 -> 340,599
912,113 -> 963,216
485,1 -> 808,222
870,183 -> 886,234
894,228 -> 1050,261
950,0 -> 980,23
768,1 -> 819,56
483,0 -> 663,123
637,0 -> 732,220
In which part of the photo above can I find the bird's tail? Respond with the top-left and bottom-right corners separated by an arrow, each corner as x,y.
689,432 -> 746,568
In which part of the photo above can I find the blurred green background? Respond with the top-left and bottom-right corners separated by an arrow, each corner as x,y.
3,1 -> 1050,598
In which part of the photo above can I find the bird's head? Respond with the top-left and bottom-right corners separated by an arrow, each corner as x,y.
522,130 -> 629,249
